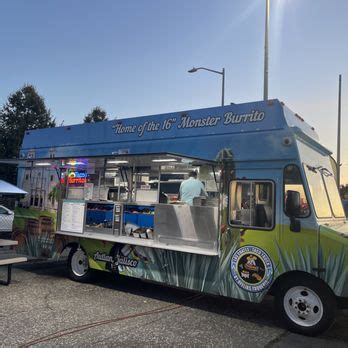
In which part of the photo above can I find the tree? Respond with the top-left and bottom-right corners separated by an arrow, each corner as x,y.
83,106 -> 108,123
0,84 -> 55,183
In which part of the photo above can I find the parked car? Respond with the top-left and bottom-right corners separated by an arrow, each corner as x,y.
343,199 -> 348,217
0,205 -> 14,235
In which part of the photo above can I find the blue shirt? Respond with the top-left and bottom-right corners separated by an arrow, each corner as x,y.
179,177 -> 207,205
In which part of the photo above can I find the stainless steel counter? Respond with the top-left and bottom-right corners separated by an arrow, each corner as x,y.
154,204 -> 218,251
57,200 -> 219,256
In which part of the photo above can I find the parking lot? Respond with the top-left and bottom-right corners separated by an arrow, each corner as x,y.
0,261 -> 347,347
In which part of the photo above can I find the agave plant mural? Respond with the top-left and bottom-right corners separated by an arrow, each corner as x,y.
320,246 -> 348,295
275,240 -> 348,296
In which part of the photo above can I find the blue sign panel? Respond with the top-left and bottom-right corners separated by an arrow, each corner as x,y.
19,99 -> 319,161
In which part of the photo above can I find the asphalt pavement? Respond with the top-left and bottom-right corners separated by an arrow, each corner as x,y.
0,261 -> 347,347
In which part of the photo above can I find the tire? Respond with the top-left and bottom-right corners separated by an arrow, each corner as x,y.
275,274 -> 336,336
68,246 -> 93,282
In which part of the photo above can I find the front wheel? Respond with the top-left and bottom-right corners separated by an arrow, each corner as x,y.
275,274 -> 336,336
68,247 -> 93,282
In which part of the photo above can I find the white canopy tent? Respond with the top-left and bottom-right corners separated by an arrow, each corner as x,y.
0,180 -> 27,195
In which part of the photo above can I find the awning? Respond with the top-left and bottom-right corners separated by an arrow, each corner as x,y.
13,153 -> 217,171
0,180 -> 27,195
0,159 -> 24,165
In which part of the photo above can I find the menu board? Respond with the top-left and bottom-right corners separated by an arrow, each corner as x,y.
60,201 -> 85,233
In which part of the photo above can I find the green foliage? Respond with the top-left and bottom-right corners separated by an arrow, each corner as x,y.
48,185 -> 59,206
119,247 -> 219,293
160,250 -> 219,291
0,84 -> 55,183
16,232 -> 58,259
320,246 -> 348,295
275,239 -> 348,296
275,241 -> 315,275
13,206 -> 57,230
83,106 -> 109,123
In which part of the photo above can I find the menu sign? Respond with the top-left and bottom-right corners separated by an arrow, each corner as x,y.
60,170 -> 88,186
61,201 -> 85,233
112,110 -> 266,138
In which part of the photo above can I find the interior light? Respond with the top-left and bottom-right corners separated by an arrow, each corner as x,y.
152,158 -> 177,163
35,162 -> 51,166
107,160 -> 129,164
67,160 -> 86,166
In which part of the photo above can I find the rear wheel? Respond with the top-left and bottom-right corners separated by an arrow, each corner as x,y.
68,247 -> 93,282
275,274 -> 336,336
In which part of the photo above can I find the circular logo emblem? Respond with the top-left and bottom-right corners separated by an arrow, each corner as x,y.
231,246 -> 273,293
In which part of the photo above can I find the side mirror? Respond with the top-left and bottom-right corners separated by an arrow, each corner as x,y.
285,190 -> 300,216
7,210 -> 14,215
285,190 -> 301,233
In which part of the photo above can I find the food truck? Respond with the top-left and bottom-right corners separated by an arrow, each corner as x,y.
16,99 -> 348,335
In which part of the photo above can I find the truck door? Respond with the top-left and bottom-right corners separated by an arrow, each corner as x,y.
279,164 -> 318,276
228,168 -> 281,291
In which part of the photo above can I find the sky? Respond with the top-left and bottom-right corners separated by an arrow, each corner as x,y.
0,0 -> 347,183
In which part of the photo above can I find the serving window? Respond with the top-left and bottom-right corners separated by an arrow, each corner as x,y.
229,180 -> 274,229
48,153 -> 221,255
98,156 -> 220,206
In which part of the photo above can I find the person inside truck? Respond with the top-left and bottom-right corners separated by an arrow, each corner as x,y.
178,171 -> 207,205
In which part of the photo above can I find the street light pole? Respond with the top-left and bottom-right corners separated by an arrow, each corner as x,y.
188,67 -> 225,106
264,0 -> 270,101
337,74 -> 342,189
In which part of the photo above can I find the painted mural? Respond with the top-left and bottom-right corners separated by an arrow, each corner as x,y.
12,166 -> 68,259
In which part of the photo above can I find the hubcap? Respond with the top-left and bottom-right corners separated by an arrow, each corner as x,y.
71,249 -> 89,277
283,286 -> 323,327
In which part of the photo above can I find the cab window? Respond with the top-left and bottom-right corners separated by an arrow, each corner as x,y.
230,180 -> 274,229
284,165 -> 310,217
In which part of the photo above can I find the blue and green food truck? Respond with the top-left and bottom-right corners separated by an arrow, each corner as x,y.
15,99 -> 347,335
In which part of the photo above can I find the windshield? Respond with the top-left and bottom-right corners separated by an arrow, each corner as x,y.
322,171 -> 345,218
298,140 -> 345,220
304,164 -> 345,219
304,165 -> 332,218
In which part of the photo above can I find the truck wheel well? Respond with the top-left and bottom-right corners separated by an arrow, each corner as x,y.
269,271 -> 336,299
61,242 -> 79,254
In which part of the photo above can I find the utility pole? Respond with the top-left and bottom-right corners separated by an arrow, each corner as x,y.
337,74 -> 342,189
263,0 -> 270,100
221,68 -> 225,107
